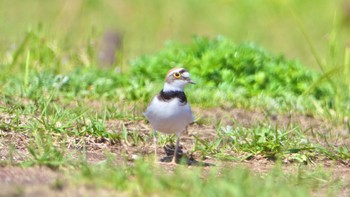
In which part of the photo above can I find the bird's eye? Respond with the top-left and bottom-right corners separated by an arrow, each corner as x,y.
173,72 -> 181,78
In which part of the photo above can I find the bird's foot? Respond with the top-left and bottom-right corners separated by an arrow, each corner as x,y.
170,156 -> 178,165
164,144 -> 183,156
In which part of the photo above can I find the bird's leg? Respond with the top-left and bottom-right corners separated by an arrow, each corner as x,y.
171,133 -> 181,164
153,130 -> 158,162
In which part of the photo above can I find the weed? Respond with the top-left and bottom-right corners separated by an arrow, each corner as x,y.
21,130 -> 67,169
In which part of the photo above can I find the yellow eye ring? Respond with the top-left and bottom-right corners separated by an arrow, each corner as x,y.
173,72 -> 181,78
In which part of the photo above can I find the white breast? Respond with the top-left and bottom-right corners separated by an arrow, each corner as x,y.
144,96 -> 194,134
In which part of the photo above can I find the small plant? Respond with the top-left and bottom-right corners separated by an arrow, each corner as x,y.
21,130 -> 67,169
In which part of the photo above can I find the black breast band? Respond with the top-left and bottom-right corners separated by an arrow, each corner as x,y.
157,90 -> 187,104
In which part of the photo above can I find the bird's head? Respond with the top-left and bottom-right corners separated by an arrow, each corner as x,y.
163,67 -> 195,92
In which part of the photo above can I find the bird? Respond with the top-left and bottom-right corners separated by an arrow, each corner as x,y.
144,67 -> 195,164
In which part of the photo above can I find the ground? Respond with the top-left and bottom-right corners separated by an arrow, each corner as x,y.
0,106 -> 349,196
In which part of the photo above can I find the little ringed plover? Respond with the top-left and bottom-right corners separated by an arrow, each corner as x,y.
144,67 -> 195,164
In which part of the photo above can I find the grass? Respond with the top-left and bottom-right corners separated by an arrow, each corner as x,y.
2,30 -> 347,113
130,36 -> 339,111
73,158 -> 343,197
0,1 -> 350,196
1,90 -> 349,196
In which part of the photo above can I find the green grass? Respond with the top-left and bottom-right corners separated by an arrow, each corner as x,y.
195,124 -> 350,162
73,158 -> 343,197
1,30 -> 349,156
129,36 -> 339,111
1,29 -> 349,119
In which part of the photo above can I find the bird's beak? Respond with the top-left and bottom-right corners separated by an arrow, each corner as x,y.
188,79 -> 195,84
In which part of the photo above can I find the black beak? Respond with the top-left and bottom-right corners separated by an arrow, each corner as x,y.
188,79 -> 195,84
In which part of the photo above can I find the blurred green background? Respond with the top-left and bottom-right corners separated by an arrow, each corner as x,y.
0,0 -> 349,68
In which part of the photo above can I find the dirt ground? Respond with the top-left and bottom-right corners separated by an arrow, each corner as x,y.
0,107 -> 349,196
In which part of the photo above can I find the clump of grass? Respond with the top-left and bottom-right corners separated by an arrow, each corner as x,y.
130,36 -> 335,110
21,130 -> 68,169
131,36 -> 325,96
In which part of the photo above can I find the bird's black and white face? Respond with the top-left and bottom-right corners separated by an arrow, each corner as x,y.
163,68 -> 195,92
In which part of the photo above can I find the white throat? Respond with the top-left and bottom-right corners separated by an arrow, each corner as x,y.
163,82 -> 185,92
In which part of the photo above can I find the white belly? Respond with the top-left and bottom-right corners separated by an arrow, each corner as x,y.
144,97 -> 194,134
